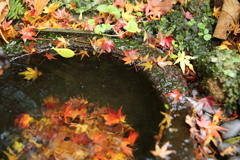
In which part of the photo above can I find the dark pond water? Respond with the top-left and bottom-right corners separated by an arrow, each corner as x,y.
0,53 -> 165,160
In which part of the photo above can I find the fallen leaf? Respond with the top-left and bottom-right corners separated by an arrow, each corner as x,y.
44,53 -> 57,60
138,61 -> 153,71
174,51 -> 196,75
75,50 -> 90,60
53,48 -> 75,58
0,1 -> 10,23
55,36 -> 70,48
102,107 -> 126,125
18,67 -> 42,81
14,114 -> 35,129
34,0 -> 50,17
150,141 -> 175,159
22,41 -> 37,54
159,111 -> 172,128
164,89 -> 184,103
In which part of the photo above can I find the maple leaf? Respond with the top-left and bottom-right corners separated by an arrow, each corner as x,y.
18,67 -> 43,81
212,7 -> 221,18
55,36 -> 70,48
63,103 -> 81,123
121,141 -> 133,157
113,0 -> 126,8
43,2 -> 60,14
160,35 -> 175,50
174,51 -> 196,75
95,38 -> 116,55
18,26 -> 37,42
133,0 -> 146,12
138,61 -> 153,71
184,11 -> 194,19
150,141 -> 175,159
154,54 -> 172,68
102,107 -> 126,125
120,49 -> 140,64
122,10 -> 136,21
159,111 -> 172,128
75,50 -> 90,60
197,116 -> 228,144
34,0 -> 50,17
212,108 -> 225,124
164,89 -> 184,103
22,41 -> 37,54
44,53 -> 57,60
186,96 -> 216,116
123,131 -> 139,146
146,0 -> 173,18
14,114 -> 35,129
218,41 -> 231,50
53,7 -> 72,20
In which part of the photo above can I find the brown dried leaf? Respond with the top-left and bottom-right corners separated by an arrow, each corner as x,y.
34,0 -> 50,17
213,0 -> 240,39
0,0 -> 9,23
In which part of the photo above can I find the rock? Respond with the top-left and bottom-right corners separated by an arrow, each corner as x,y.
220,119 -> 240,140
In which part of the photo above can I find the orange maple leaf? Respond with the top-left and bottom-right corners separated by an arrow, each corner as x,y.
55,36 -> 70,48
14,114 -> 35,129
121,141 -> 133,157
102,107 -> 126,125
120,49 -> 140,64
44,53 -> 57,60
22,41 -> 37,54
164,89 -> 185,103
123,131 -> 139,146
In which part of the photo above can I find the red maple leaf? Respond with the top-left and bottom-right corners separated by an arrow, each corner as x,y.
18,26 -> 36,42
96,38 -> 116,54
120,49 -> 140,64
102,107 -> 126,125
198,96 -> 219,113
184,11 -> 194,19
164,89 -> 185,103
22,41 -> 37,54
160,35 -> 175,50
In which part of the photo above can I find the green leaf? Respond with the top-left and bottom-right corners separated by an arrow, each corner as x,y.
203,34 -> 211,41
94,24 -> 112,34
125,19 -> 140,33
97,4 -> 108,12
88,19 -> 95,26
53,48 -> 75,58
107,5 -> 120,19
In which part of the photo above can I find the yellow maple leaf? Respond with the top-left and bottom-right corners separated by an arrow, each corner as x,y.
122,10 -> 136,21
125,2 -> 134,13
138,61 -> 153,71
212,7 -> 221,19
218,41 -> 232,50
18,67 -> 42,81
159,111 -> 172,128
55,36 -> 70,48
174,51 -> 196,75
43,2 -> 60,14
133,0 -> 145,12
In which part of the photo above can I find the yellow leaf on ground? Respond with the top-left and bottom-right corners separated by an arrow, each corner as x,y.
18,67 -> 42,81
138,61 -> 153,71
53,48 -> 75,58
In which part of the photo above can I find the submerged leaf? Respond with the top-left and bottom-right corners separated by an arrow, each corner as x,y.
18,67 -> 42,81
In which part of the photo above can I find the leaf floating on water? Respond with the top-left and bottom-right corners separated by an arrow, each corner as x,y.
18,67 -> 42,81
53,48 -> 75,58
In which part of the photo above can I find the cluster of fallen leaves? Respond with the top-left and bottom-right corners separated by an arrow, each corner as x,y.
3,96 -> 139,160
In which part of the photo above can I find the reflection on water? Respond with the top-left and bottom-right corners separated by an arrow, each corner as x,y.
0,54 -> 164,160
